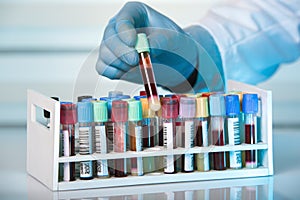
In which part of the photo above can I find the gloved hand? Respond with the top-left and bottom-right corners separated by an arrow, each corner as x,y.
96,2 -> 203,92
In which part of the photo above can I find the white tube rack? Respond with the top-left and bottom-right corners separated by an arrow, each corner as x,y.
27,80 -> 273,191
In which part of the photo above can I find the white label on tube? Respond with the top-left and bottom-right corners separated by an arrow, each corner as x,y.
202,120 -> 209,171
79,126 -> 92,154
184,120 -> 194,171
227,118 -> 240,145
163,122 -> 174,173
135,126 -> 143,175
80,161 -> 93,178
63,130 -> 70,181
95,125 -> 109,177
135,126 -> 142,152
228,117 -> 242,168
202,121 -> 208,147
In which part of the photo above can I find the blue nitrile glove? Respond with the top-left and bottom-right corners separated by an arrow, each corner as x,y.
96,2 -> 224,93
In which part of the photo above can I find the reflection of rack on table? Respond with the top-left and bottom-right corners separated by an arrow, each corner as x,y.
27,80 -> 273,191
27,174 -> 274,199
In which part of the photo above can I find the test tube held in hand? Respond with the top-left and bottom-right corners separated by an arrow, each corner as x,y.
60,102 -> 77,181
111,100 -> 128,177
243,93 -> 258,168
209,94 -> 226,170
135,33 -> 161,112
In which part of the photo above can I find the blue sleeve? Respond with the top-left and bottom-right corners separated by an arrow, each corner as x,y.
198,0 -> 300,85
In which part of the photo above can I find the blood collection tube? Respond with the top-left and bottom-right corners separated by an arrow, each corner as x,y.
77,101 -> 94,180
179,97 -> 196,172
242,93 -> 258,168
60,102 -> 77,181
209,94 -> 226,170
162,97 -> 178,174
128,100 -> 143,176
100,96 -> 120,176
111,100 -> 128,177
195,96 -> 210,172
93,100 -> 109,178
135,33 -> 161,112
225,95 -> 242,169
140,97 -> 156,173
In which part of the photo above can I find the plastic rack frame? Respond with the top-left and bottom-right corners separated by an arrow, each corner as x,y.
27,80 -> 273,191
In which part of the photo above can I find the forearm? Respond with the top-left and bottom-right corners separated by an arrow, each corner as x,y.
198,0 -> 300,84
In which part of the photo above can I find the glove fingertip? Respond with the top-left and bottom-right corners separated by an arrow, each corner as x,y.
122,50 -> 139,66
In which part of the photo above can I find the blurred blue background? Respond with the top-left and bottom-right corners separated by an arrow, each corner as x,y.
0,0 -> 299,127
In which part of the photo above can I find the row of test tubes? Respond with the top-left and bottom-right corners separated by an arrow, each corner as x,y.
52,89 -> 259,182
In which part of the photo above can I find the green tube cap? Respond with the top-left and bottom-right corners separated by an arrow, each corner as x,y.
128,100 -> 143,121
93,101 -> 108,122
135,33 -> 150,53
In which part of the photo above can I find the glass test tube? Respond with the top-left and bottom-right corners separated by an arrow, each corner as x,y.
242,93 -> 258,168
195,97 -> 210,172
179,97 -> 196,172
93,101 -> 109,178
135,33 -> 161,112
77,101 -> 94,180
128,100 -> 144,176
225,95 -> 242,169
60,102 -> 77,182
209,94 -> 226,170
162,97 -> 178,174
100,96 -> 120,176
111,100 -> 128,177
140,97 -> 156,173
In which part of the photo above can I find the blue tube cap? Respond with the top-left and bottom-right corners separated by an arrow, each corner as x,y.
242,93 -> 258,114
225,95 -> 240,116
77,101 -> 93,123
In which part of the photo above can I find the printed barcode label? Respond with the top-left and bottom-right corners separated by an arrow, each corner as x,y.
184,120 -> 194,171
79,127 -> 92,155
95,125 -> 107,153
97,160 -> 109,177
106,121 -> 114,152
228,118 -> 242,168
80,161 -> 93,178
228,118 -> 240,145
163,122 -> 174,173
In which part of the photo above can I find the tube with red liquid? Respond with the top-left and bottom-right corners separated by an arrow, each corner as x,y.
242,93 -> 258,168
162,97 -> 178,174
135,33 -> 161,112
128,100 -> 144,176
179,97 -> 196,172
60,102 -> 77,181
111,100 -> 128,177
195,96 -> 210,172
209,94 -> 226,170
